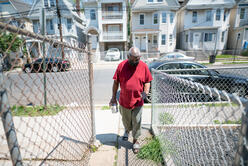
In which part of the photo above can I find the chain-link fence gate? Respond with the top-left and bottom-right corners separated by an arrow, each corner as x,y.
151,68 -> 248,165
0,20 -> 94,165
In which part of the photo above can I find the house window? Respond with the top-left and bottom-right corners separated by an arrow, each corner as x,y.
90,9 -> 96,20
162,12 -> 166,23
221,31 -> 225,42
161,34 -> 166,45
204,33 -> 213,42
206,10 -> 211,21
157,0 -> 163,2
50,0 -> 55,7
148,0 -> 153,2
240,8 -> 245,19
153,13 -> 158,24
224,10 -> 229,21
44,0 -> 48,7
140,14 -> 144,25
67,18 -> 72,30
192,11 -> 197,23
46,19 -> 54,30
216,9 -> 221,21
153,35 -> 158,44
33,20 -> 40,33
170,13 -> 174,23
169,34 -> 173,42
186,34 -> 188,42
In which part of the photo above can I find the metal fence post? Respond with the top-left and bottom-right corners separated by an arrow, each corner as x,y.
234,104 -> 248,165
87,35 -> 96,143
41,7 -> 47,107
0,64 -> 23,166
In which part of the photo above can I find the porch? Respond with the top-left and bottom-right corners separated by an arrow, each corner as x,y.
132,29 -> 160,53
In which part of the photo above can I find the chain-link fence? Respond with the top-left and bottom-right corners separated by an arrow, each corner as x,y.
0,20 -> 94,166
151,68 -> 248,165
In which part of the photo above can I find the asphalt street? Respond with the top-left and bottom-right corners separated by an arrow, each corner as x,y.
4,70 -> 90,106
3,62 -> 248,106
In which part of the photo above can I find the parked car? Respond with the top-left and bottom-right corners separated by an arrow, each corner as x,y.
23,58 -> 70,73
104,48 -> 121,61
158,52 -> 195,61
146,60 -> 248,103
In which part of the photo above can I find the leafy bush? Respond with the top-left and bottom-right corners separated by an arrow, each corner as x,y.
241,50 -> 248,56
159,112 -> 174,125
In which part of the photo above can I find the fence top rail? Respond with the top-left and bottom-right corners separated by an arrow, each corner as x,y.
151,68 -> 248,108
0,22 -> 87,53
157,66 -> 248,72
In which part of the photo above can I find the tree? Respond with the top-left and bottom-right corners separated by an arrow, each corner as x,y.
0,32 -> 24,70
0,32 -> 23,53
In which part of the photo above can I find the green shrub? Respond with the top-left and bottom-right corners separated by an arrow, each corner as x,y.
241,50 -> 248,56
137,137 -> 163,163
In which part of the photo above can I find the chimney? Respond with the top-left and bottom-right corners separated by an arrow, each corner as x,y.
76,0 -> 80,16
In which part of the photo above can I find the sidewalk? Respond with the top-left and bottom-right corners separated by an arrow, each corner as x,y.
88,106 -> 152,166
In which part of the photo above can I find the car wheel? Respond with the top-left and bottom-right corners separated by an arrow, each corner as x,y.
52,66 -> 58,72
230,85 -> 246,97
24,67 -> 31,73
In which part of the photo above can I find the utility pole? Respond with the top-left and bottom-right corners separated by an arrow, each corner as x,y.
76,0 -> 80,16
56,0 -> 65,60
233,33 -> 240,62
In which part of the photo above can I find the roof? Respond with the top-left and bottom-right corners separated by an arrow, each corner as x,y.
28,0 -> 83,21
186,0 -> 235,9
132,0 -> 180,12
9,0 -> 31,16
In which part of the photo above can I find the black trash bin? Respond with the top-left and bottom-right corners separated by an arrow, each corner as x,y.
209,55 -> 216,63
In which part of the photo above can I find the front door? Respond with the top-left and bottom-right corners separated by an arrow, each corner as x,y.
141,36 -> 146,51
91,35 -> 98,50
193,33 -> 201,49
135,36 -> 141,50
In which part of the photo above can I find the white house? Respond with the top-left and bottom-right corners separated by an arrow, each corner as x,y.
178,0 -> 235,52
27,0 -> 86,59
131,0 -> 180,53
228,0 -> 248,50
83,0 -> 128,52
0,0 -> 32,31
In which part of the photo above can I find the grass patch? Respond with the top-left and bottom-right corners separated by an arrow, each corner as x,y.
223,62 -> 248,64
214,119 -> 242,124
137,137 -> 164,163
11,105 -> 65,116
216,54 -> 234,59
101,106 -> 110,110
159,112 -> 174,125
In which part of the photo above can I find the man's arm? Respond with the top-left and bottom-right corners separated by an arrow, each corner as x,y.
109,80 -> 119,106
143,82 -> 150,95
141,82 -> 150,100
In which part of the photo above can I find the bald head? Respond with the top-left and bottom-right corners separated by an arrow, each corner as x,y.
128,47 -> 141,66
129,47 -> 141,57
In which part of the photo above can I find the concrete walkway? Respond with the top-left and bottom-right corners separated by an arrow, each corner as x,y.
88,106 -> 152,166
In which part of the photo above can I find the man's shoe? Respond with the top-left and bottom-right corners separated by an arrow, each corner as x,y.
122,131 -> 129,141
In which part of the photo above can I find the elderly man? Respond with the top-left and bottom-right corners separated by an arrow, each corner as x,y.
109,47 -> 153,153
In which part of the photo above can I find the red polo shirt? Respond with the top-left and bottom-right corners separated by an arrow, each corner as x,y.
113,60 -> 153,109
